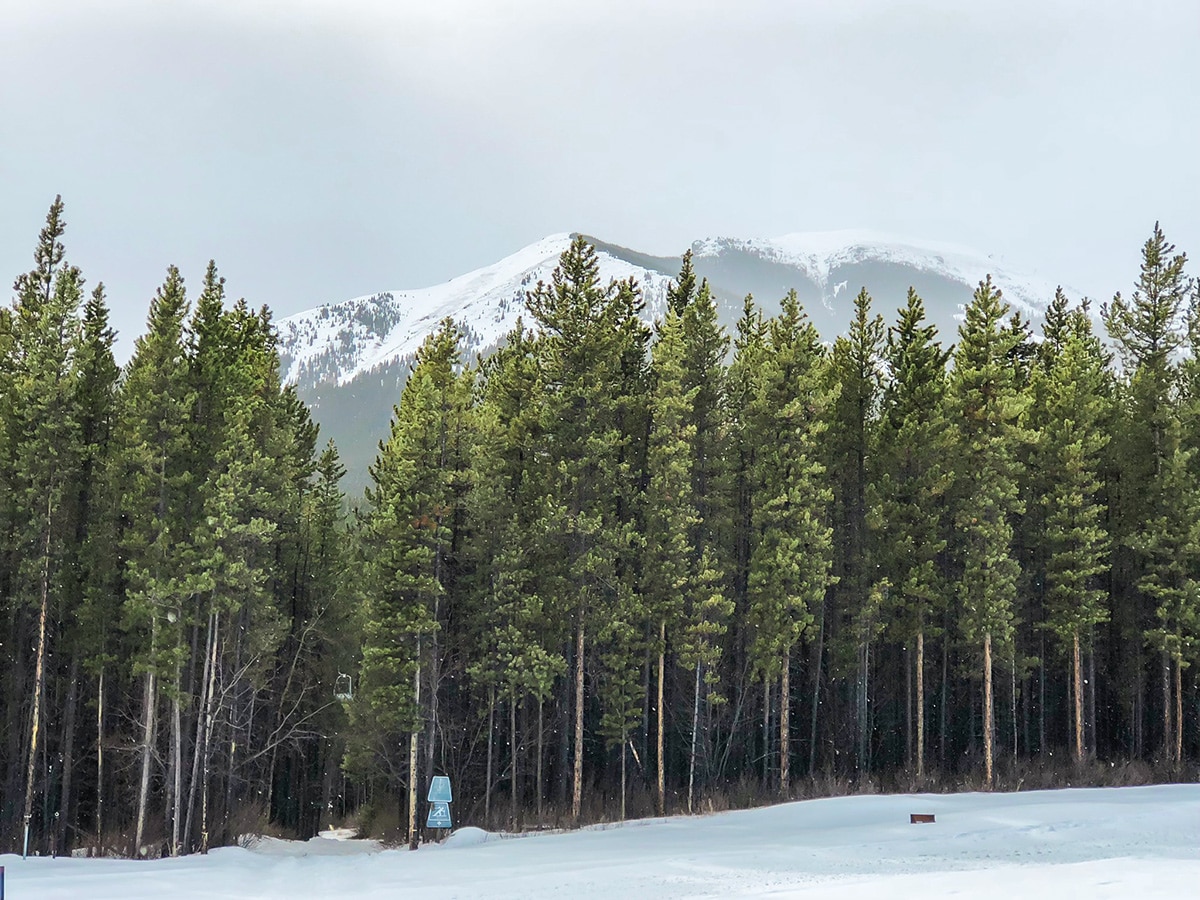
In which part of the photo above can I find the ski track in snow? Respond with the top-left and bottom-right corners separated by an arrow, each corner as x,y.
4,784 -> 1197,899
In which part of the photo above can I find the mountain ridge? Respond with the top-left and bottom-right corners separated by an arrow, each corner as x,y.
278,229 -> 1060,393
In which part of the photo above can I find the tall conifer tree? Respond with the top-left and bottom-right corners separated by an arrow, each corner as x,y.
351,319 -> 473,848
746,290 -> 834,794
949,277 -> 1028,787
876,289 -> 951,777
1103,224 -> 1192,759
827,287 -> 885,773
1033,300 -> 1112,764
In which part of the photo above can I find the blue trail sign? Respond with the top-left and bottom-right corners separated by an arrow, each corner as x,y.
426,801 -> 453,829
427,776 -> 453,803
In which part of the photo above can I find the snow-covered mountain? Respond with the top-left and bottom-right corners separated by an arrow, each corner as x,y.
276,234 -> 680,389
277,230 -> 1064,486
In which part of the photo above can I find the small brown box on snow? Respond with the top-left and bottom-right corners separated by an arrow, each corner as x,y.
910,813 -> 935,824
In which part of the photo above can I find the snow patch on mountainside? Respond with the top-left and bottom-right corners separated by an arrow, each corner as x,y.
277,234 -> 675,387
692,230 -> 1058,316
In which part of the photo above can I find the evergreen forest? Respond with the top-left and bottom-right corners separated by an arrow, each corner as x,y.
2,199 -> 1198,857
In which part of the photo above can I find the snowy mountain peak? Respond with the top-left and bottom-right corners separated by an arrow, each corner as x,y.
276,234 -> 676,388
277,229 -> 1066,392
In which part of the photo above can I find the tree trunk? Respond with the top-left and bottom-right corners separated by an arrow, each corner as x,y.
620,727 -> 628,821
536,698 -> 544,824
170,663 -> 183,856
916,629 -> 925,778
199,616 -> 220,854
57,657 -> 79,853
1162,651 -> 1172,763
510,697 -> 518,831
1133,665 -> 1143,759
780,647 -> 790,795
762,679 -> 771,785
571,613 -> 585,823
688,660 -> 701,814
1086,630 -> 1097,758
558,657 -> 570,804
1174,656 -> 1183,767
135,667 -> 158,855
1038,630 -> 1047,754
983,631 -> 994,789
22,505 -> 54,858
940,630 -> 949,766
808,603 -> 824,776
761,679 -> 770,784
656,619 -> 665,817
857,635 -> 869,773
95,668 -> 105,851
185,612 -> 217,853
407,656 -> 421,851
1072,630 -> 1084,766
1010,657 -> 1017,760
905,641 -> 913,770
485,687 -> 494,829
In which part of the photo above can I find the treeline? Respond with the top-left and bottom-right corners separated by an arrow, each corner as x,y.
3,201 -> 1198,858
1,200 -> 354,857
350,230 -> 1199,845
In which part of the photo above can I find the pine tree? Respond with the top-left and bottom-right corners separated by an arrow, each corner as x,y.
726,296 -> 769,777
4,196 -> 85,855
351,319 -> 472,848
745,290 -> 835,794
876,289 -> 952,777
1033,300 -> 1112,764
295,439 -> 352,834
469,324 -> 564,828
525,237 -> 649,822
949,276 -> 1029,787
643,305 -> 698,814
114,265 -> 196,853
675,279 -> 733,808
1132,442 -> 1198,767
69,283 -> 121,847
1102,224 -> 1192,759
827,287 -> 885,773
187,322 -> 289,852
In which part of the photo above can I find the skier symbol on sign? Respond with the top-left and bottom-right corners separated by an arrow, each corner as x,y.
426,801 -> 452,829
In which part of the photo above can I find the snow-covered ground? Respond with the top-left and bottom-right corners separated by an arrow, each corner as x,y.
4,785 -> 1197,898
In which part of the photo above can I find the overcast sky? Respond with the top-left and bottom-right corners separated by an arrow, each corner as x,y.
2,0 -> 1197,359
